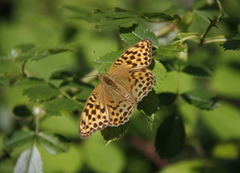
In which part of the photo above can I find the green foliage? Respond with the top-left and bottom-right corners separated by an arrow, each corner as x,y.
0,0 -> 240,173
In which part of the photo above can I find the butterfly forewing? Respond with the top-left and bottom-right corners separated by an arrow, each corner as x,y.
79,39 -> 154,138
108,39 -> 152,74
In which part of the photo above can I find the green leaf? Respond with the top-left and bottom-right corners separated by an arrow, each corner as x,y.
182,64 -> 212,77
13,104 -> 32,117
95,7 -> 139,31
138,90 -> 158,116
4,131 -> 35,149
10,42 -> 78,62
157,43 -> 185,57
23,84 -> 60,102
101,122 -> 129,142
120,24 -> 158,47
96,17 -> 136,31
0,76 -> 9,88
83,136 -> 125,173
49,70 -> 74,80
181,90 -> 220,110
9,44 -> 36,59
94,50 -> 123,73
44,98 -> 79,116
160,159 -> 205,173
104,7 -> 139,18
155,114 -> 185,159
213,142 -> 238,159
38,132 -> 70,155
31,42 -> 78,61
15,77 -> 45,87
152,60 -> 167,93
142,12 -> 181,21
158,92 -> 178,105
14,145 -> 43,173
220,40 -> 240,51
63,5 -> 94,21
138,90 -> 159,130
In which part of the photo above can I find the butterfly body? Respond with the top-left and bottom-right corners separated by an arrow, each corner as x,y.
80,39 -> 154,138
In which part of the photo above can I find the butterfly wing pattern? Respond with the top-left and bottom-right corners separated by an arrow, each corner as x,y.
80,39 -> 154,138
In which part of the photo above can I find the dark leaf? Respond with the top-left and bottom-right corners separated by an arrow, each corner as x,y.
181,90 -> 220,110
13,104 -> 32,117
138,90 -> 159,116
101,122 -> 129,142
142,12 -> 180,21
182,65 -> 212,77
220,40 -> 240,51
50,70 -> 74,80
155,114 -> 185,159
158,92 -> 178,105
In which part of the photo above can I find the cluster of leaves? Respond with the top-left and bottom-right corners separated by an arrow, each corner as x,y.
1,1 -> 240,172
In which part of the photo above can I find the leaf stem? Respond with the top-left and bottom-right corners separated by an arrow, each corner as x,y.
200,0 -> 225,45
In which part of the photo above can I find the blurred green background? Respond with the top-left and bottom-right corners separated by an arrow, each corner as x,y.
1,0 -> 240,172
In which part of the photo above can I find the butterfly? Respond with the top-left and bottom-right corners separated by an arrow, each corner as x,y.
79,39 -> 154,138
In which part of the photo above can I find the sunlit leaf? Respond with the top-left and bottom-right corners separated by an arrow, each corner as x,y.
14,145 -> 42,173
23,84 -> 60,102
157,43 -> 185,57
44,98 -> 79,116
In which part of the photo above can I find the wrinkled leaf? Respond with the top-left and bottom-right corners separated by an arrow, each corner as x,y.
23,84 -> 60,102
120,25 -> 158,47
44,98 -> 79,116
157,43 -> 185,57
